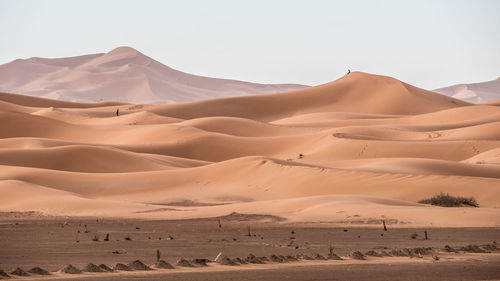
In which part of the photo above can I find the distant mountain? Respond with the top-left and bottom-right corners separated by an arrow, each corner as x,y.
434,78 -> 500,104
0,46 -> 308,104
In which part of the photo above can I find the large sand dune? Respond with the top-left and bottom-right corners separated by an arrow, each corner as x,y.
0,72 -> 499,227
0,47 -> 307,103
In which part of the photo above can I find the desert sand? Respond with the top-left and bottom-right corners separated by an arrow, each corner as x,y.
435,77 -> 500,103
1,71 -> 499,226
1,71 -> 500,280
0,47 -> 307,104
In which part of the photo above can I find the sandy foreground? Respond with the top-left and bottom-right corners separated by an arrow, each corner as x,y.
1,71 -> 500,279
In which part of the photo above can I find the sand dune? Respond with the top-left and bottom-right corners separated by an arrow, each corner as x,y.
0,47 -> 308,104
0,72 -> 499,227
435,78 -> 500,103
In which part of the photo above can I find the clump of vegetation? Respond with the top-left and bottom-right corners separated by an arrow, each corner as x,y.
418,193 -> 478,207
411,233 -> 418,239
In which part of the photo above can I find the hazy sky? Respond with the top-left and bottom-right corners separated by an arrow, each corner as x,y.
1,0 -> 499,89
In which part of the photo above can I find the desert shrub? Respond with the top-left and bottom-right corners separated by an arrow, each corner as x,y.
418,193 -> 478,207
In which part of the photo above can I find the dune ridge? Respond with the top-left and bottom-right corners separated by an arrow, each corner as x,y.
0,72 -> 499,227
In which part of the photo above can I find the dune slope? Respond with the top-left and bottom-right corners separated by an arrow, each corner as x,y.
0,72 -> 498,227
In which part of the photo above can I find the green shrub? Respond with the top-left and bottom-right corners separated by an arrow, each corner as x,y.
418,193 -> 478,207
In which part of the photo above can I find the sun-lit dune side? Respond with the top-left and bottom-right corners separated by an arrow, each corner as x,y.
144,72 -> 469,121
0,72 -> 499,227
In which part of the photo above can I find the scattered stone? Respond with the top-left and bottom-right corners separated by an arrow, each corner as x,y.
60,265 -> 82,274
155,260 -> 174,269
83,263 -> 103,272
176,259 -> 194,267
112,249 -> 127,254
351,251 -> 366,260
10,268 -> 29,276
365,250 -> 382,257
128,260 -> 152,271
114,263 -> 131,271
98,264 -> 114,272
218,256 -> 237,266
28,267 -> 50,275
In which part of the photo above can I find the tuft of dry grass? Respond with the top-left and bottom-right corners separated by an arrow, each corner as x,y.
418,193 -> 478,207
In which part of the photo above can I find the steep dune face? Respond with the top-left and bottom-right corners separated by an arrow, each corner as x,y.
145,72 -> 468,121
0,47 -> 308,103
0,73 -> 499,227
434,78 -> 500,103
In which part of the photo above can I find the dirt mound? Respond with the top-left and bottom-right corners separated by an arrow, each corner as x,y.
460,244 -> 487,253
128,260 -> 152,271
191,258 -> 210,266
351,251 -> 366,260
298,254 -> 314,260
9,267 -> 29,276
328,252 -> 343,260
245,254 -> 266,264
483,243 -> 499,251
313,253 -> 327,260
389,249 -> 408,256
270,254 -> 287,263
27,267 -> 50,275
60,264 -> 82,274
364,250 -> 382,257
83,263 -> 103,272
443,245 -> 456,252
218,256 -> 237,266
232,257 -> 247,264
155,260 -> 174,269
98,264 -> 114,272
114,263 -> 131,271
176,259 -> 194,267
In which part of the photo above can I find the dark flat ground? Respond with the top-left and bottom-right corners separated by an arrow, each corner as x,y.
1,212 -> 499,280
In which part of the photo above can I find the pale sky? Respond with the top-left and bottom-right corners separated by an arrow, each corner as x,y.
0,0 -> 499,90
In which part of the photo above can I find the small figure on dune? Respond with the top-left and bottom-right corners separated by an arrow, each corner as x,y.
116,109 -> 120,116
347,69 -> 351,75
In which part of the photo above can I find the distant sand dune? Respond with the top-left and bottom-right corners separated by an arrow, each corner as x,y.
0,47 -> 308,104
